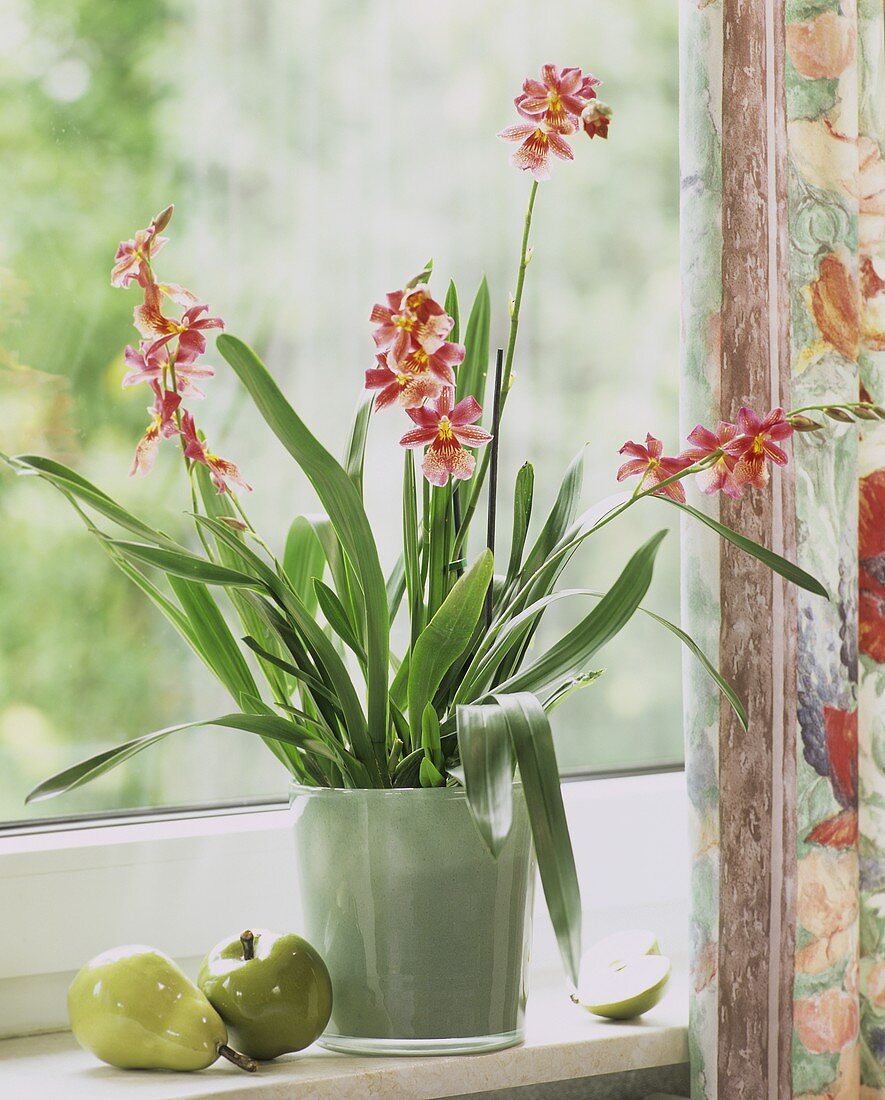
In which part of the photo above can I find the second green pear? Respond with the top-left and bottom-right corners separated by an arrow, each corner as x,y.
198,928 -> 332,1060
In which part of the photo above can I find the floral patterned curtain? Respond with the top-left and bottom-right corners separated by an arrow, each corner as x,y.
680,0 -> 885,1096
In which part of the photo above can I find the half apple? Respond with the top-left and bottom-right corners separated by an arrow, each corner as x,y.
573,929 -> 671,1020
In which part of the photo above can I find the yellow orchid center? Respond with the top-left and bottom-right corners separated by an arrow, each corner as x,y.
437,417 -> 454,441
395,373 -> 410,387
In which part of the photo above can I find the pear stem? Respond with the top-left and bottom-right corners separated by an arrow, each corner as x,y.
218,1044 -> 258,1073
240,930 -> 255,960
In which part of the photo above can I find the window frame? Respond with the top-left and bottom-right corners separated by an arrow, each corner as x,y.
0,769 -> 688,1040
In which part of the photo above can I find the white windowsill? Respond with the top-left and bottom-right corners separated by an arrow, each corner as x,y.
0,975 -> 688,1100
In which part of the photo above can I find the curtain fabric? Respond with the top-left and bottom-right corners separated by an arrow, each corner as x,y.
680,0 -> 885,1096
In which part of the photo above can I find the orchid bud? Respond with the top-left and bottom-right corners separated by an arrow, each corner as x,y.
151,205 -> 174,234
525,247 -> 535,266
217,515 -> 249,532
873,406 -> 885,419
789,415 -> 824,432
581,99 -> 612,140
824,407 -> 855,422
509,294 -> 516,318
854,405 -> 880,420
405,260 -> 433,290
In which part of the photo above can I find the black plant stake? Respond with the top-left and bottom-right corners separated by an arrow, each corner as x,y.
452,487 -> 464,577
485,349 -> 504,629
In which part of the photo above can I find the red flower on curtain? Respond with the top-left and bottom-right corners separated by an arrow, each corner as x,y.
859,466 -> 885,663
805,706 -> 858,849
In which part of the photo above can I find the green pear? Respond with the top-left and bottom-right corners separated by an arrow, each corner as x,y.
198,928 -> 333,1060
68,945 -> 256,1072
573,929 -> 671,1020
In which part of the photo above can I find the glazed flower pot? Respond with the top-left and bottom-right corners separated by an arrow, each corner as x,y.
289,782 -> 535,1055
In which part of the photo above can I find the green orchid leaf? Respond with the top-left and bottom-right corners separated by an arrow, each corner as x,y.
421,702 -> 442,771
105,539 -> 262,589
26,714 -> 339,803
343,390 -> 374,494
386,552 -> 407,620
418,755 -> 445,788
505,463 -> 535,589
492,692 -> 581,986
520,449 -> 584,583
283,516 -> 327,617
313,578 -> 367,663
167,576 -> 260,702
6,454 -> 177,546
241,634 -> 344,717
637,603 -> 748,730
455,277 -> 491,410
408,549 -> 494,743
543,669 -> 605,712
498,531 -> 667,701
456,702 -> 514,857
659,498 -> 828,598
444,279 -> 460,343
217,334 -> 390,775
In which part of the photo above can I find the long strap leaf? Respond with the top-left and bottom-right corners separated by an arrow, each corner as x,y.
455,277 -> 491,410
27,714 -> 338,803
658,497 -> 828,598
4,453 -> 179,547
343,391 -> 374,494
493,692 -> 582,987
496,531 -> 667,701
504,463 -> 535,589
456,703 -> 514,856
218,334 -> 390,772
408,550 -> 493,744
105,539 -> 262,589
519,449 -> 584,583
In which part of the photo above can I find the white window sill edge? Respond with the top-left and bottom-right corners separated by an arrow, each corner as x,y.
0,974 -> 688,1100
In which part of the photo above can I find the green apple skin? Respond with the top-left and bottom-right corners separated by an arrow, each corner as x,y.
68,945 -> 229,1071
580,961 -> 671,1020
198,928 -> 332,1060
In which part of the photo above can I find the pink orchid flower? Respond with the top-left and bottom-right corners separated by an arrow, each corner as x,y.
135,283 -> 224,363
179,410 -> 251,495
723,406 -> 793,490
370,285 -> 454,365
680,421 -> 742,499
122,342 -> 215,398
399,389 -> 492,486
130,382 -> 181,477
498,123 -> 574,181
364,354 -> 446,411
111,224 -> 167,289
616,434 -> 692,502
515,64 -> 600,134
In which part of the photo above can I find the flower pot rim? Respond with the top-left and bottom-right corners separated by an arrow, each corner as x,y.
289,780 -> 522,800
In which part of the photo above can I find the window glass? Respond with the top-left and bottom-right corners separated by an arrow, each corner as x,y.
0,0 -> 680,824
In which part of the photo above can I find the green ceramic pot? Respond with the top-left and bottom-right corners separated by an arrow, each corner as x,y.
289,782 -> 535,1055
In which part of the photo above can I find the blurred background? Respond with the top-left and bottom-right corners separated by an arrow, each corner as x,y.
0,0 -> 680,824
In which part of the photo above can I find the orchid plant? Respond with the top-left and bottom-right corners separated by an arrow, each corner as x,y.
4,64 -> 868,986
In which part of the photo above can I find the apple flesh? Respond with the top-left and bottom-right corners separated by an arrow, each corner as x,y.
574,929 -> 671,1020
